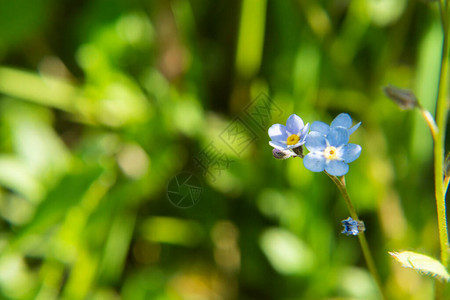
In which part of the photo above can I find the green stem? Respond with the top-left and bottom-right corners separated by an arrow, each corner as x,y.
445,176 -> 450,196
418,105 -> 439,141
326,173 -> 387,300
434,2 -> 449,299
435,0 -> 450,270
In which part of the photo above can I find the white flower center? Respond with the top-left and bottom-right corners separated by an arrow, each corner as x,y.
324,146 -> 339,160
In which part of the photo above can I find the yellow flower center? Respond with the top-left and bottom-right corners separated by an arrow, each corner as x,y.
324,146 -> 339,160
286,134 -> 300,145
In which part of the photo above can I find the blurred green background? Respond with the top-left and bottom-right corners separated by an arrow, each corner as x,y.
0,0 -> 446,299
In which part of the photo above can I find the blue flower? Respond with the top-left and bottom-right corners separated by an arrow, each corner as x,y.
303,127 -> 361,176
341,217 -> 365,236
268,114 -> 309,151
310,113 -> 361,136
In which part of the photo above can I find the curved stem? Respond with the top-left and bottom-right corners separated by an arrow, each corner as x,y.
435,3 -> 450,299
326,172 -> 387,300
418,105 -> 439,141
436,0 -> 450,269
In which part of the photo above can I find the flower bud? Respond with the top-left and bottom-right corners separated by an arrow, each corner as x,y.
341,217 -> 365,236
383,85 -> 418,110
272,148 -> 294,160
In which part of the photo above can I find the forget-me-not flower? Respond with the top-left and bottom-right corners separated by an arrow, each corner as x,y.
303,127 -> 361,176
341,217 -> 366,236
310,113 -> 361,136
268,114 -> 309,152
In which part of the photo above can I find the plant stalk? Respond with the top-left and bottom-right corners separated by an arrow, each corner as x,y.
326,173 -> 387,300
418,105 -> 439,141
435,2 -> 449,299
435,0 -> 450,269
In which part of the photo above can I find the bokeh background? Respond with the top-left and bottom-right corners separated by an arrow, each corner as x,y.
0,0 -> 447,299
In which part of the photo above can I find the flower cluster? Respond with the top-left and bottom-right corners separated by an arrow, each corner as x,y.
268,113 -> 362,176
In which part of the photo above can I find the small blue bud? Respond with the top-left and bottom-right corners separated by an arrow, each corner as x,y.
341,217 -> 365,236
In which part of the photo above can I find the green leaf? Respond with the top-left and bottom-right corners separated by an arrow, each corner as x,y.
389,251 -> 450,281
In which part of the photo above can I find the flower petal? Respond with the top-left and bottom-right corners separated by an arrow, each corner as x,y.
342,144 -> 361,163
300,123 -> 310,142
305,131 -> 327,152
269,140 -> 288,150
325,160 -> 349,176
326,127 -> 349,147
303,153 -> 325,172
286,114 -> 304,135
331,113 -> 352,129
348,121 -> 362,135
310,121 -> 330,135
268,124 -> 288,141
